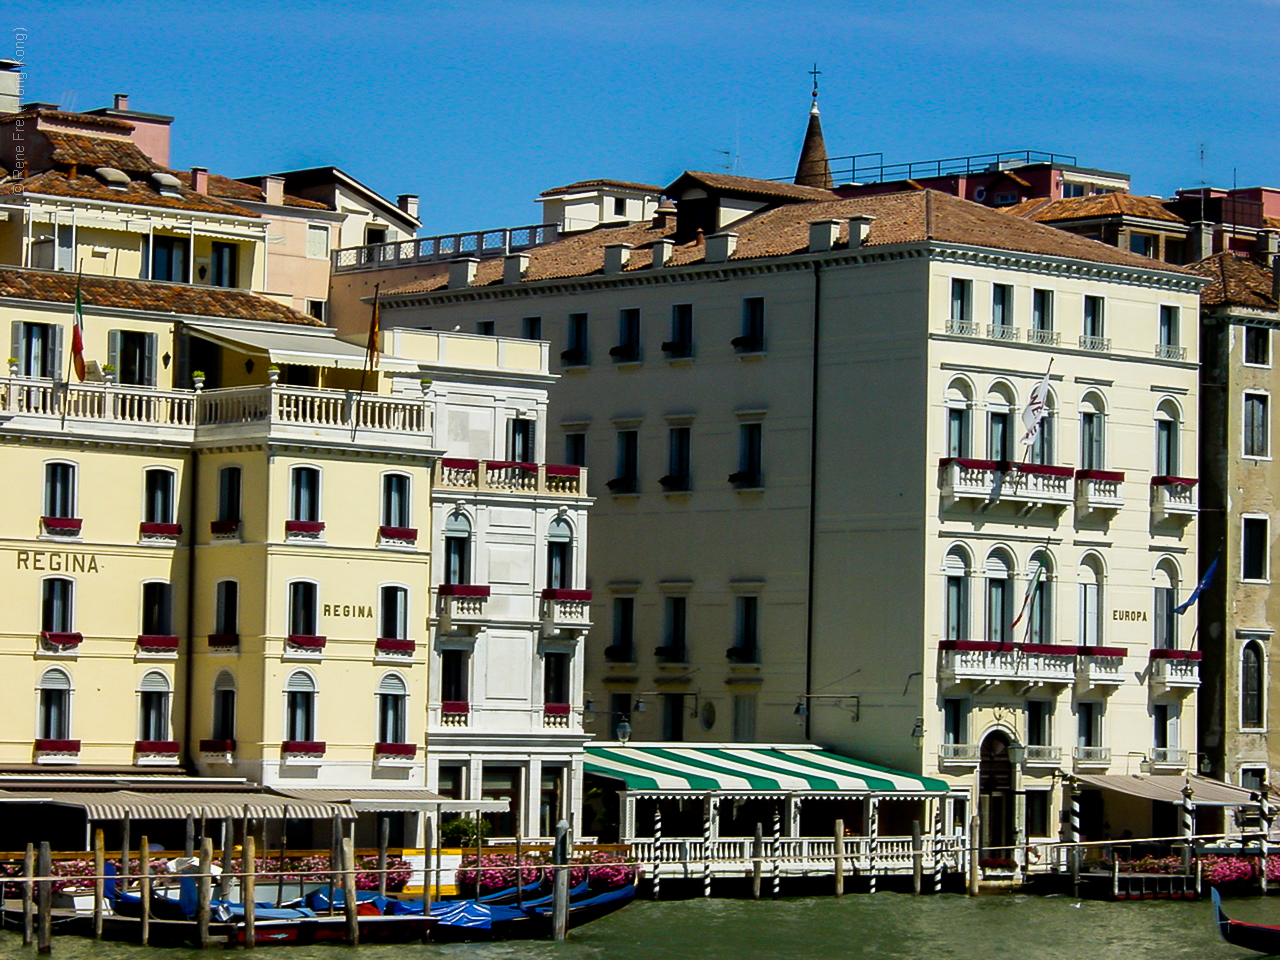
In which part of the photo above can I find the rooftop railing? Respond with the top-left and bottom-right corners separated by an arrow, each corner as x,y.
332,223 -> 559,273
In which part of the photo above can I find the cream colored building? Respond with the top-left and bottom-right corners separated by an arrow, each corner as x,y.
370,174 -> 1223,852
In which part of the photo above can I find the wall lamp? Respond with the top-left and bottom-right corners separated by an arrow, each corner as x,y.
793,694 -> 860,721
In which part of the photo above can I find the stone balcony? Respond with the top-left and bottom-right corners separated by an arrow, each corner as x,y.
434,459 -> 588,498
1149,649 -> 1201,693
1074,647 -> 1128,688
1075,469 -> 1125,514
0,375 -> 431,450
938,640 -> 1075,687
539,588 -> 592,637
1150,476 -> 1198,521
938,459 -> 1073,513
1021,745 -> 1062,769
1150,747 -> 1189,770
1073,745 -> 1112,770
937,743 -> 981,767
436,584 -> 491,633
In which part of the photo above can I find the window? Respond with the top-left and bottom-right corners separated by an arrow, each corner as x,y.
660,596 -> 687,661
55,224 -> 74,271
1080,406 -> 1105,471
440,649 -> 469,703
380,585 -> 408,640
138,671 -> 171,741
288,581 -> 319,636
143,469 -> 175,525
38,669 -> 72,740
611,308 -> 641,362
42,578 -> 73,633
661,693 -> 686,741
481,766 -> 521,836
563,313 -> 588,365
508,419 -> 535,462
943,698 -> 968,744
212,671 -> 236,741
1245,394 -> 1270,458
1032,289 -> 1054,333
985,552 -> 1013,645
290,467 -> 320,522
986,385 -> 1013,462
1076,701 -> 1099,748
1242,517 -> 1269,581
1245,327 -> 1271,367
382,473 -> 411,528
543,652 -> 569,706
1062,183 -> 1086,199
610,430 -> 638,493
613,196 -> 627,218
547,518 -> 573,589
1153,565 -> 1178,650
735,298 -> 765,352
377,674 -> 408,743
1028,394 -> 1054,466
307,300 -> 326,322
665,304 -> 693,357
1027,552 -> 1053,645
477,321 -> 495,337
306,224 -> 329,259
285,672 -> 316,741
540,768 -> 564,838
1026,792 -> 1050,837
608,597 -> 635,661
218,467 -> 242,523
1155,402 -> 1180,476
214,580 -> 238,637
12,321 -> 62,379
1242,642 -> 1265,729
732,595 -> 759,662
443,512 -> 472,585
109,330 -> 157,386
732,694 -> 757,742
211,242 -> 238,288
608,692 -> 631,739
950,279 -> 972,326
944,547 -> 970,642
732,422 -> 763,487
1159,305 -> 1179,349
365,226 -> 386,246
141,581 -> 174,636
564,433 -> 586,467
945,380 -> 973,458
1083,296 -> 1105,341
521,316 -> 542,341
1241,768 -> 1267,792
663,426 -> 691,490
991,284 -> 1012,330
150,235 -> 189,282
1078,556 -> 1104,646
44,462 -> 76,519
1131,233 -> 1157,257
1153,703 -> 1179,750
1027,700 -> 1051,746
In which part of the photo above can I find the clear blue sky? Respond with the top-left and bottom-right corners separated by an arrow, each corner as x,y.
16,0 -> 1280,235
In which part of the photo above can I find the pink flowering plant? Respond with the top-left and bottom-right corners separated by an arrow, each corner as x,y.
455,850 -> 636,895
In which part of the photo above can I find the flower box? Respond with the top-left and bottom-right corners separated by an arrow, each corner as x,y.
281,740 -> 326,755
39,631 -> 82,648
1077,646 -> 1128,658
1075,469 -> 1126,482
375,637 -> 415,653
441,701 -> 470,715
544,702 -> 572,716
1151,476 -> 1198,487
199,739 -> 235,753
1149,648 -> 1202,660
135,740 -> 180,754
139,522 -> 182,537
285,520 -> 325,535
540,588 -> 592,602
938,639 -> 1014,652
207,634 -> 239,648
545,465 -> 582,478
41,516 -> 82,535
378,525 -> 418,542
35,739 -> 80,753
442,457 -> 480,470
137,635 -> 179,650
210,519 -> 241,535
486,460 -> 537,473
374,742 -> 417,756
287,634 -> 326,649
438,584 -> 491,598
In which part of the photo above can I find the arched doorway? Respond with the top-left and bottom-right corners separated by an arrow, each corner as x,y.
979,731 -> 1014,859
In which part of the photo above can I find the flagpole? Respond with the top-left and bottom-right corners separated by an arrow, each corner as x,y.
349,283 -> 380,441
60,263 -> 86,429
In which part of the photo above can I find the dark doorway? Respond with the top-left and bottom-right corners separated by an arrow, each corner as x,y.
979,731 -> 1014,859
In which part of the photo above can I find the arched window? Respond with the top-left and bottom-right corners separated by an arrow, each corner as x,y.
212,671 -> 236,741
443,512 -> 472,586
380,585 -> 409,641
138,671 -> 171,741
985,549 -> 1014,645
382,473 -> 411,529
377,673 -> 408,744
1155,398 -> 1182,477
1027,388 -> 1057,466
285,672 -> 316,742
1026,551 -> 1055,645
287,580 -> 318,637
1080,392 -> 1107,470
142,468 -> 176,525
44,461 -> 77,520
1153,560 -> 1180,650
1078,555 -> 1105,647
38,668 -> 72,740
290,466 -> 321,522
41,578 -> 74,633
547,518 -> 573,589
944,546 -> 971,641
141,580 -> 174,637
986,383 -> 1016,462
1242,642 -> 1265,730
945,379 -> 974,458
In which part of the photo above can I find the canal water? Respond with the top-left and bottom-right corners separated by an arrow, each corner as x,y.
0,893 -> 1263,960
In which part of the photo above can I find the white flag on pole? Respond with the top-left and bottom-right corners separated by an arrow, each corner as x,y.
1020,366 -> 1052,447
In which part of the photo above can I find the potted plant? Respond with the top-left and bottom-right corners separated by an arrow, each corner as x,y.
6,356 -> 18,377
267,364 -> 280,384
191,370 -> 206,391
101,363 -> 117,384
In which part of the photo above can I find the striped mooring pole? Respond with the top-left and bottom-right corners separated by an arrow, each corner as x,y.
652,807 -> 662,901
772,808 -> 782,898
702,799 -> 713,898
1260,790 -> 1272,895
1181,783 -> 1195,872
932,803 -> 945,894
868,799 -> 880,894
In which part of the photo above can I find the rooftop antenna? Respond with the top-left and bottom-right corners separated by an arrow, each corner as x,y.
714,149 -> 733,173
1199,143 -> 1206,226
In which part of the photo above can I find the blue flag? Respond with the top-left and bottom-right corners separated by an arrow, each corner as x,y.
1175,554 -> 1219,615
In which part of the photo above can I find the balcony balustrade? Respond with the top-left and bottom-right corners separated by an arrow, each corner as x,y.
439,702 -> 470,727
1021,745 -> 1062,767
1151,477 -> 1198,520
331,223 -> 557,273
938,640 -> 1075,686
437,584 -> 491,633
1073,745 -> 1112,769
939,459 -> 1073,512
937,743 -> 981,765
434,459 -> 588,497
34,739 -> 80,764
1149,649 -> 1201,692
1075,469 -> 1124,514
540,588 -> 592,635
1150,747 -> 1189,768
1074,647 -> 1128,687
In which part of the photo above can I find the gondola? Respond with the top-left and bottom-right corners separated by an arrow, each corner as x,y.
1211,887 -> 1280,954
428,883 -> 636,943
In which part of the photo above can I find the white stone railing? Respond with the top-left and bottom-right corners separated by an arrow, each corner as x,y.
1073,746 -> 1112,766
939,642 -> 1075,685
1075,649 -> 1127,686
1151,478 -> 1198,519
1075,471 -> 1124,512
630,835 -> 967,878
1150,654 -> 1200,691
939,459 -> 1073,509
434,459 -> 588,497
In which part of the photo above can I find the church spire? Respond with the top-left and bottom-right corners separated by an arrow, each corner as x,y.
793,64 -> 833,189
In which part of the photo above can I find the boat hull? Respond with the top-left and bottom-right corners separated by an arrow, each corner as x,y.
1212,887 -> 1280,955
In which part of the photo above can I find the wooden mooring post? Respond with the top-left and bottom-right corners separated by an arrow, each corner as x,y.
341,837 -> 359,946
22,843 -> 33,947
220,817 -> 234,900
967,816 -> 980,897
911,820 -> 923,895
197,836 -> 214,949
243,834 -> 257,949
36,841 -> 52,955
552,819 -> 570,942
424,816 -> 435,910
92,828 -> 105,939
833,820 -> 845,897
377,816 -> 390,899
140,835 -> 152,946
751,824 -> 763,901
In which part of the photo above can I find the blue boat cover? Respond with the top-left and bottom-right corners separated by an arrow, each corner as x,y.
433,899 -> 527,930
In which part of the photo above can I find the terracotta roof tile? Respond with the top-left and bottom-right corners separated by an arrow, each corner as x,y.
44,132 -> 159,174
666,170 -> 838,202
0,266 -> 321,325
1188,252 -> 1276,310
1005,193 -> 1183,224
0,108 -> 134,132
173,171 -> 331,210
539,178 -> 663,197
385,189 -> 1188,298
2,170 -> 259,217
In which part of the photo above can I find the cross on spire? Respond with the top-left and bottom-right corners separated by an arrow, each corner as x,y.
809,63 -> 821,104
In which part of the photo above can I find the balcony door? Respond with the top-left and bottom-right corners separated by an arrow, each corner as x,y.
978,731 -> 1014,859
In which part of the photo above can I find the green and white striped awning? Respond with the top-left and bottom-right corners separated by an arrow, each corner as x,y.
585,744 -> 947,798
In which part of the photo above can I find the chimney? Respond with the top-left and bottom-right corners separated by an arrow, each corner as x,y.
704,231 -> 738,263
397,194 -> 419,219
1272,253 -> 1280,308
190,166 -> 209,195
449,257 -> 479,289
808,219 -> 841,253
848,214 -> 877,247
603,243 -> 631,274
653,197 -> 677,229
651,239 -> 674,268
1190,221 -> 1215,262
114,93 -> 129,111
1257,229 -> 1279,264
503,252 -> 529,285
263,175 -> 285,206
0,61 -> 20,115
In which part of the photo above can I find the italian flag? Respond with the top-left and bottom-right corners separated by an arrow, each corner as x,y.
70,275 -> 86,382
1010,555 -> 1047,631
